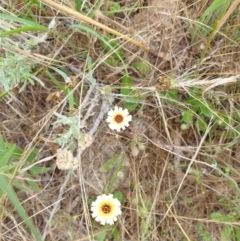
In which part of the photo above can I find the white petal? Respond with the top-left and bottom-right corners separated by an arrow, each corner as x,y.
108,110 -> 114,116
116,126 -> 121,132
126,115 -> 132,121
109,123 -> 117,130
106,217 -> 114,225
123,109 -> 129,115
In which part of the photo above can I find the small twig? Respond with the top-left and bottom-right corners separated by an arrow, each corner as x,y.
88,99 -> 109,136
173,130 -> 184,183
159,117 -> 214,225
41,171 -> 71,240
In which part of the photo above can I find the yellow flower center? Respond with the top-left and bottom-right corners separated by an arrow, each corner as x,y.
101,204 -> 111,214
114,114 -> 123,123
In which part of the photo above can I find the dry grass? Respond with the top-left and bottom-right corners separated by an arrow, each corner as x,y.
1,0 -> 240,240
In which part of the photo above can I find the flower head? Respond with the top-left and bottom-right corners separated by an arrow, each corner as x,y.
106,106 -> 132,132
91,194 -> 122,225
56,148 -> 78,170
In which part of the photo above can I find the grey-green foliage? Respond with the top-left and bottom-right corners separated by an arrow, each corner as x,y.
0,51 -> 34,91
0,18 -> 48,92
53,112 -> 82,145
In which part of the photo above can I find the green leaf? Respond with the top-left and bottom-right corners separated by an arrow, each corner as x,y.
222,225 -> 233,239
29,166 -> 50,175
0,90 -> 9,98
184,98 -> 202,107
199,0 -> 228,23
121,76 -> 133,95
0,134 -> 5,151
111,227 -> 120,239
105,56 -> 120,66
27,180 -> 41,191
75,0 -> 82,11
113,190 -> 123,201
0,144 -> 15,166
25,148 -> 38,162
109,1 -> 121,12
4,144 -> 37,162
4,144 -> 22,159
97,230 -> 107,241
234,227 -> 240,241
50,66 -> 69,80
87,198 -> 93,205
181,109 -> 194,123
13,179 -> 27,191
0,175 -> 42,241
200,104 -> 213,118
0,26 -> 47,38
210,212 -> 225,221
196,116 -> 207,131
100,154 -> 120,172
101,35 -> 123,60
0,13 -> 43,27
45,70 -> 78,107
162,89 -> 178,105
167,89 -> 178,100
131,61 -> 149,76
121,76 -> 140,111
70,24 -> 127,75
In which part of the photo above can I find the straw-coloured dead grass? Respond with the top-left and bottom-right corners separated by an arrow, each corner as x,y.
1,0 -> 240,240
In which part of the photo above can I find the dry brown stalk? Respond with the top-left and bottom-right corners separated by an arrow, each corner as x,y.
40,0 -> 149,52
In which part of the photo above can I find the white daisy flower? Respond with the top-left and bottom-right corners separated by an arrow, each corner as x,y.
91,194 -> 122,225
106,106 -> 132,132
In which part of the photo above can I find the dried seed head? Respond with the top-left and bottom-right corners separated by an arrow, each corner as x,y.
56,148 -> 78,170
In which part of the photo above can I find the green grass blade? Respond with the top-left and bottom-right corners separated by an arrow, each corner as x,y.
0,144 -> 15,165
70,24 -> 128,75
0,134 -> 5,151
0,13 -> 42,27
75,0 -> 82,11
0,26 -> 47,37
46,68 -> 78,108
199,0 -> 231,23
0,175 -> 42,241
